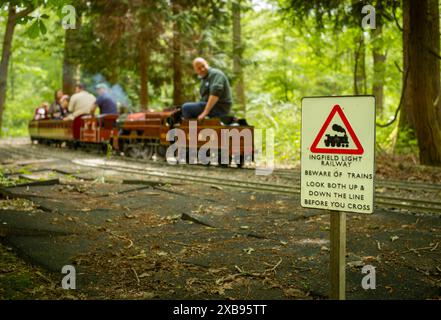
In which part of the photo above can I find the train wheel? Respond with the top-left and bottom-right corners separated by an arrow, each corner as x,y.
187,148 -> 198,165
218,152 -> 230,168
143,144 -> 155,160
127,143 -> 154,160
236,154 -> 251,168
209,150 -> 219,165
155,145 -> 167,161
235,156 -> 244,168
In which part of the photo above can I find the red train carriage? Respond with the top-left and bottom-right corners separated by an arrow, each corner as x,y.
79,114 -> 119,145
29,118 -> 74,144
29,114 -> 119,149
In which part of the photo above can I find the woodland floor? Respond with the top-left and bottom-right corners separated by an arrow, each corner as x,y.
0,138 -> 440,300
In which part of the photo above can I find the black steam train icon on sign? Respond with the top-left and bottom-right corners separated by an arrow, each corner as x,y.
324,124 -> 349,148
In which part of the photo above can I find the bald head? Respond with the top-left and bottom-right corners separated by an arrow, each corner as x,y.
193,57 -> 209,78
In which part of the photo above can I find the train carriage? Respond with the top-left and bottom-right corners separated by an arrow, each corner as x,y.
29,118 -> 74,144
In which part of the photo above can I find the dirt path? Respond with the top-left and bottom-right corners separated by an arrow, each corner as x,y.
0,140 -> 440,299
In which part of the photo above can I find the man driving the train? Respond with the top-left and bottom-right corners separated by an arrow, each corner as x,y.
181,57 -> 232,120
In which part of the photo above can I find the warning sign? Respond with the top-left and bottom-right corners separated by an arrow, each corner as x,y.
310,104 -> 364,155
301,96 -> 375,214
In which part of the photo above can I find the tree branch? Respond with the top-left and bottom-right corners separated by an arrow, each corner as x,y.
376,67 -> 409,128
392,4 -> 403,32
394,60 -> 403,73
427,47 -> 441,60
11,6 -> 35,23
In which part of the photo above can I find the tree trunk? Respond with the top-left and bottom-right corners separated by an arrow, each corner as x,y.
399,0 -> 415,131
0,6 -> 17,136
408,0 -> 441,165
372,0 -> 386,119
232,0 -> 246,114
62,9 -> 82,96
353,33 -> 367,95
428,0 -> 441,124
63,28 -> 77,96
139,41 -> 149,111
109,43 -> 119,85
172,1 -> 184,106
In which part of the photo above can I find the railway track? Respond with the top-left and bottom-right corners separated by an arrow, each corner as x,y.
11,144 -> 441,193
4,144 -> 441,215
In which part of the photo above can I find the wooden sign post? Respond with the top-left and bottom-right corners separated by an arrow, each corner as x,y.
301,96 -> 375,300
329,210 -> 346,300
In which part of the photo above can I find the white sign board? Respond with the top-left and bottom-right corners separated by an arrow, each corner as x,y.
301,96 -> 375,214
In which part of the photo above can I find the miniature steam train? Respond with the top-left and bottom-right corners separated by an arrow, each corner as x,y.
28,108 -> 254,167
324,124 -> 349,148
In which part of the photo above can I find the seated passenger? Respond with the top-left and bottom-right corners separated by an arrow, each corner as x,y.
64,83 -> 96,120
59,95 -> 69,118
90,83 -> 118,116
34,102 -> 49,120
48,89 -> 64,119
181,57 -> 232,120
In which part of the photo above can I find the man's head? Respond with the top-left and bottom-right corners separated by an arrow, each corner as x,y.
75,83 -> 86,93
193,57 -> 209,78
95,83 -> 108,96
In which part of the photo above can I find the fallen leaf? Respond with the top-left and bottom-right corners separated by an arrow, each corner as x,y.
284,288 -> 308,298
139,272 -> 150,278
142,292 -> 156,299
347,260 -> 364,268
243,247 -> 255,254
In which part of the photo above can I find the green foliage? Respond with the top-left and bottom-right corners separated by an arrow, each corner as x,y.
0,0 -> 411,164
106,142 -> 113,160
241,1 -> 406,163
0,167 -> 15,187
394,125 -> 418,155
247,95 -> 301,163
1,7 -> 63,136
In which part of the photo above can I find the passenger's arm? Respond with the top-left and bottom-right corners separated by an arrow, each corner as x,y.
68,97 -> 75,113
198,95 -> 219,120
90,103 -> 97,116
198,73 -> 225,120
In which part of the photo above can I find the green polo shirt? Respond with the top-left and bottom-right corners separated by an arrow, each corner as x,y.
200,68 -> 232,114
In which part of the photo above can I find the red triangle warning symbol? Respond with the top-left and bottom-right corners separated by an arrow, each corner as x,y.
310,104 -> 364,155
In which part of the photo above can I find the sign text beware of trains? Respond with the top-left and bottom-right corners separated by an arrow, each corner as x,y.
301,96 -> 376,214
